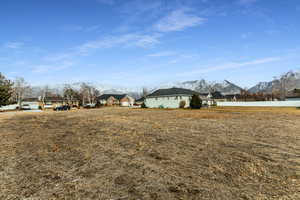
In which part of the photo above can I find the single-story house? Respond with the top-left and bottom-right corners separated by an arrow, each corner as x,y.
145,88 -> 199,108
199,91 -> 226,105
43,96 -> 80,109
22,98 -> 43,110
97,94 -> 135,107
43,96 -> 65,109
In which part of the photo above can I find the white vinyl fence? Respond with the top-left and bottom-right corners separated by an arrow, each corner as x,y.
217,101 -> 300,107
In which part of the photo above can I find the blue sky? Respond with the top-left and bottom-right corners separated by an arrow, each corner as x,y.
0,0 -> 300,88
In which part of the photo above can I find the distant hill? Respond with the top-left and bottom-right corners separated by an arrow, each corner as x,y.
248,81 -> 276,93
157,79 -> 243,95
248,70 -> 300,93
155,70 -> 300,95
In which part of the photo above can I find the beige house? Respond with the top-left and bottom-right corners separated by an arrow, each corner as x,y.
21,96 -> 80,110
43,96 -> 80,109
97,94 -> 135,107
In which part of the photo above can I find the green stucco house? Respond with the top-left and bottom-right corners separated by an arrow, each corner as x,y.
145,88 -> 199,108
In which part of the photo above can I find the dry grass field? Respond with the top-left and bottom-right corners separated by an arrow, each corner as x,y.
0,107 -> 300,200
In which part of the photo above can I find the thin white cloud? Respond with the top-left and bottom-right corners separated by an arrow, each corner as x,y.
61,25 -> 84,31
44,52 -> 74,62
96,0 -> 115,5
85,25 -> 101,32
4,42 -> 24,49
115,0 -> 164,33
169,54 -> 198,64
76,34 -> 160,55
178,57 -> 281,77
45,33 -> 161,62
32,61 -> 74,73
61,25 -> 101,32
237,0 -> 258,5
147,51 -> 177,57
154,9 -> 205,32
265,30 -> 280,35
121,0 -> 162,15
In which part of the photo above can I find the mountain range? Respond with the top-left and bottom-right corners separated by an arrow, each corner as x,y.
158,80 -> 243,95
248,71 -> 300,93
30,70 -> 300,97
157,70 -> 300,95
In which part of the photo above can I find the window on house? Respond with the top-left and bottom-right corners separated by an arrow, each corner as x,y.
175,96 -> 178,100
180,96 -> 182,99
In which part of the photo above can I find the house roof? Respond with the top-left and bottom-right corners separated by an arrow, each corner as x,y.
44,96 -> 64,101
200,91 -> 225,99
286,96 -> 300,99
225,94 -> 242,99
22,97 -> 40,102
98,94 -> 127,101
23,96 -> 80,102
210,91 -> 225,99
135,97 -> 145,102
147,88 -> 198,97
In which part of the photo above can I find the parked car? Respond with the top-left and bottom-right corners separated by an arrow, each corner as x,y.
44,104 -> 53,109
21,104 -> 31,110
53,105 -> 71,111
83,103 -> 96,109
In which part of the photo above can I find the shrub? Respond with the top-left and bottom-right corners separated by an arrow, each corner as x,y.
141,102 -> 147,108
189,94 -> 202,109
179,100 -> 186,108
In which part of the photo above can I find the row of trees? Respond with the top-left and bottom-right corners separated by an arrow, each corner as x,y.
63,83 -> 100,105
0,74 -> 40,107
0,72 -> 101,107
239,90 -> 282,101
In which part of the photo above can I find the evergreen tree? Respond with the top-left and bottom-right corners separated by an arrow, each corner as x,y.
0,73 -> 13,106
189,94 -> 202,109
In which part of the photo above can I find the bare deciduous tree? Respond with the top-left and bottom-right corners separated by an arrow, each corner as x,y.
142,87 -> 149,97
63,84 -> 80,101
12,77 -> 31,108
79,83 -> 100,105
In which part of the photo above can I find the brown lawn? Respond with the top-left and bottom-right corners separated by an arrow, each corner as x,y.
0,107 -> 300,200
